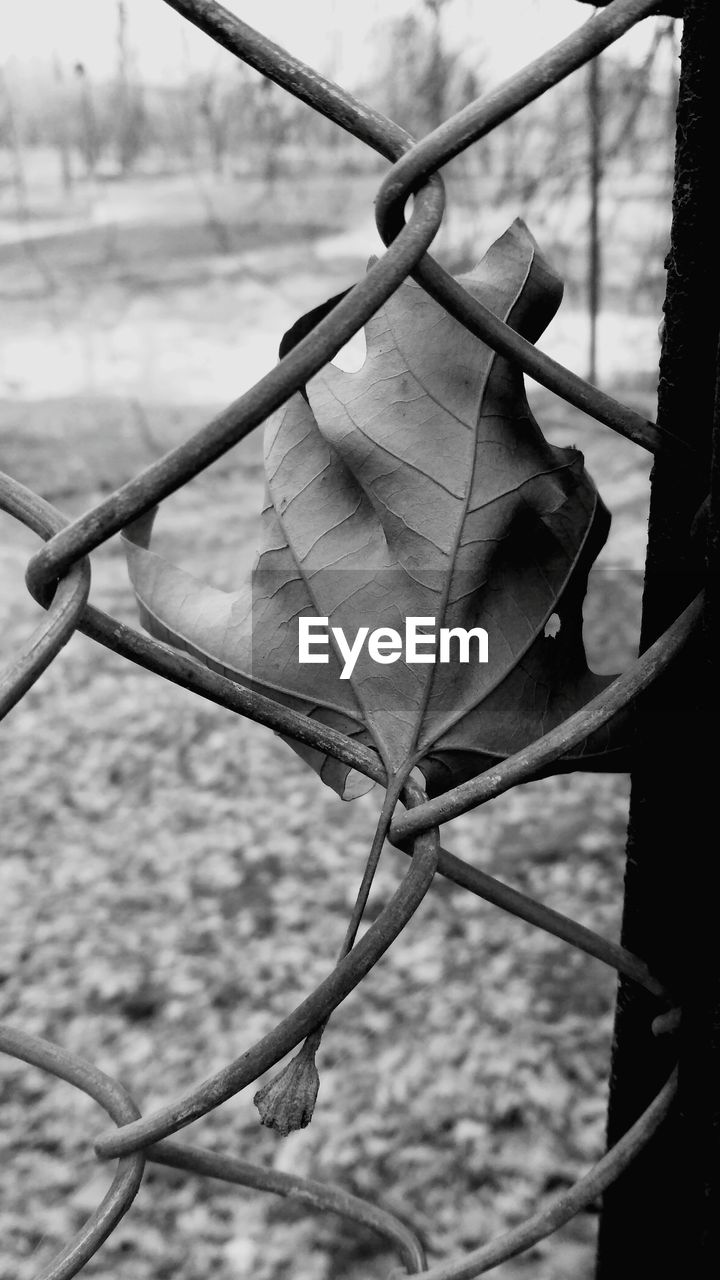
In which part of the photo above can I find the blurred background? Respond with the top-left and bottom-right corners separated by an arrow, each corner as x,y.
0,2 -> 679,1277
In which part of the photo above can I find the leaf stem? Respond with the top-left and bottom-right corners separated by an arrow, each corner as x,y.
338,770 -> 412,960
294,766 -> 419,1065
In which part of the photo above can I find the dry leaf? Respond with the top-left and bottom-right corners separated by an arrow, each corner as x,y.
123,220 -> 624,799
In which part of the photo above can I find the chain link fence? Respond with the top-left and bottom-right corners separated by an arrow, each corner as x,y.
0,1 -> 709,1276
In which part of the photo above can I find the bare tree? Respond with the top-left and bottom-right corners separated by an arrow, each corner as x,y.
114,0 -> 147,175
255,76 -> 291,191
73,62 -> 102,179
422,0 -> 453,130
52,57 -> 74,193
373,4 -> 481,140
0,64 -> 57,294
197,72 -> 233,176
0,63 -> 29,213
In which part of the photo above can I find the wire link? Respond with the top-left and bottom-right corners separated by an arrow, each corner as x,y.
0,0 -> 696,1275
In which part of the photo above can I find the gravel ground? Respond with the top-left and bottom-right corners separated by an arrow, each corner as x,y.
1,163 -> 660,1280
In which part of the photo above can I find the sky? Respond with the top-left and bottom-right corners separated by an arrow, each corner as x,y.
2,0 -> 667,89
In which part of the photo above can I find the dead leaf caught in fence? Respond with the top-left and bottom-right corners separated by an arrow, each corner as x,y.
123,219 -> 625,800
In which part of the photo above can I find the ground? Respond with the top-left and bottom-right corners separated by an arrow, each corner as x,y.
0,154 -> 662,1279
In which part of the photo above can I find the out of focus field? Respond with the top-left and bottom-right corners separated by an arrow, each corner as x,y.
1,43 -> 670,1280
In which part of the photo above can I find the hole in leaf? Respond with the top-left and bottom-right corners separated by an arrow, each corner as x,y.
330,326 -> 367,372
342,769 -> 376,800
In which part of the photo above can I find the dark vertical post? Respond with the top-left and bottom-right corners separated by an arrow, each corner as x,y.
588,54 -> 602,384
596,1 -> 720,1274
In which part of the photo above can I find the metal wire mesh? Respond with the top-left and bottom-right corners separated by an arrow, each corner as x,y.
0,0 -> 703,1275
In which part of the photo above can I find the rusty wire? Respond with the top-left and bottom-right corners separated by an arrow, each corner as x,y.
0,0 -> 703,1275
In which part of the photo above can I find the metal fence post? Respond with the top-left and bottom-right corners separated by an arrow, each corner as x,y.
596,0 -> 720,1272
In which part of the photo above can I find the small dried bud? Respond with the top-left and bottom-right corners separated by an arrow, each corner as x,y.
254,1040 -> 320,1136
652,1007 -> 681,1037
